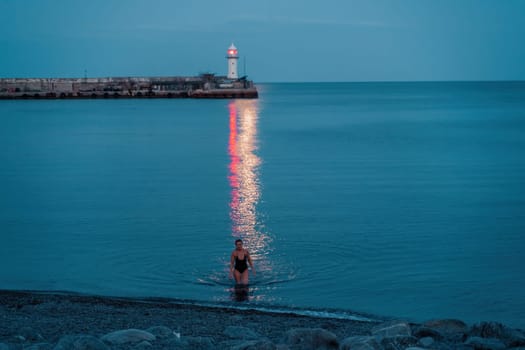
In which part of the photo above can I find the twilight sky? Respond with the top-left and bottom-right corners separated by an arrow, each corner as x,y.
1,0 -> 524,82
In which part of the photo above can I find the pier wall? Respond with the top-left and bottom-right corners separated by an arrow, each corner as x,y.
0,75 -> 258,99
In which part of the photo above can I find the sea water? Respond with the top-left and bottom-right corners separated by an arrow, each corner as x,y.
1,82 -> 524,328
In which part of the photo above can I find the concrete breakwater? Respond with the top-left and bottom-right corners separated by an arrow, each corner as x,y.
0,74 -> 258,99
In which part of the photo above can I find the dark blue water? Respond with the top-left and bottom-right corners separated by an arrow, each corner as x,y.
1,82 -> 524,328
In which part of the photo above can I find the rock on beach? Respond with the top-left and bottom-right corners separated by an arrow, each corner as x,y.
1,291 -> 525,350
54,335 -> 109,350
371,320 -> 412,338
283,328 -> 339,349
470,321 -> 525,348
340,335 -> 382,350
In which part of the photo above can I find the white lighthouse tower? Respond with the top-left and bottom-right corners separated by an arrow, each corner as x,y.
226,43 -> 239,80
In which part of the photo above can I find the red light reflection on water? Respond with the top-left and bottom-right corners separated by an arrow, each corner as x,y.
228,103 -> 240,209
227,100 -> 269,256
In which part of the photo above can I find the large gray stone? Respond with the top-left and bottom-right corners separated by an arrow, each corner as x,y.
413,326 -> 444,340
470,321 -> 507,338
371,320 -> 412,339
340,336 -> 382,350
465,336 -> 506,350
423,319 -> 468,335
470,321 -> 525,347
54,335 -> 109,350
423,319 -> 468,342
418,336 -> 434,348
380,335 -> 418,350
100,329 -> 155,345
283,328 -> 339,350
224,326 -> 261,340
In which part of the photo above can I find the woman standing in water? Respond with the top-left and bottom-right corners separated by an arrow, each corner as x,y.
229,239 -> 256,284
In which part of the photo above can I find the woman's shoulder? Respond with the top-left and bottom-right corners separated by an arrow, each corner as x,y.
232,249 -> 250,256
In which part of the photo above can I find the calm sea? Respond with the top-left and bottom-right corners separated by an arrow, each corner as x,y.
1,82 -> 524,328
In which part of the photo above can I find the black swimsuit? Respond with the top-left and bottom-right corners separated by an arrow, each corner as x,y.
234,253 -> 248,273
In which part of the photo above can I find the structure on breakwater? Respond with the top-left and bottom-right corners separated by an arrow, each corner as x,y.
0,43 -> 257,100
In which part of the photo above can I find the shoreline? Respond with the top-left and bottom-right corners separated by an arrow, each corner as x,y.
1,290 -> 524,349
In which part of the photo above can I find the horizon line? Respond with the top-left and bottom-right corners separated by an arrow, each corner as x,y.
255,79 -> 525,84
2,76 -> 524,84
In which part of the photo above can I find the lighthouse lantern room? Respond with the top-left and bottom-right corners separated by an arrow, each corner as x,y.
226,43 -> 239,80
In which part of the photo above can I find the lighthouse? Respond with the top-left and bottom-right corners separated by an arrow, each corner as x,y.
226,43 -> 239,80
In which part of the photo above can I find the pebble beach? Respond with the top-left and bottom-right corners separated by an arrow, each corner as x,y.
1,290 -> 524,350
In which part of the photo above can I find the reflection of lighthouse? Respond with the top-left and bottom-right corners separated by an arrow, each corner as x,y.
226,100 -> 280,295
228,100 -> 271,260
227,43 -> 239,80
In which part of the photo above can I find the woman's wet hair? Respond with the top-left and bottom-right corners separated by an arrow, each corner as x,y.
235,239 -> 243,245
